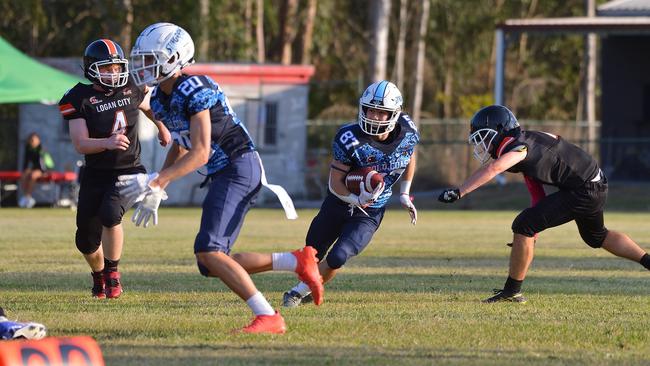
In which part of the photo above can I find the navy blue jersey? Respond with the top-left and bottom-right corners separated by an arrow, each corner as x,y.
150,74 -> 255,175
332,113 -> 420,208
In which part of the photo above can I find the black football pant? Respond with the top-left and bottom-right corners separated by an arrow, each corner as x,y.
511,176 -> 609,248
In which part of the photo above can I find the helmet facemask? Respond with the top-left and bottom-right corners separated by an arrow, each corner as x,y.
359,103 -> 400,135
130,23 -> 195,87
469,128 -> 498,165
87,59 -> 129,89
130,51 -> 166,87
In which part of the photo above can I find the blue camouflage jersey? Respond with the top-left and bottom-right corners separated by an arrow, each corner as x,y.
332,113 -> 420,208
150,74 -> 255,174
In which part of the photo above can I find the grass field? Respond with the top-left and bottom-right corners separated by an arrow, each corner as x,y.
1,207 -> 649,365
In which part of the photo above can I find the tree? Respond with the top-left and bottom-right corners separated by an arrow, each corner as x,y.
256,0 -> 265,63
368,0 -> 391,82
300,0 -> 318,65
410,0 -> 429,124
392,0 -> 409,92
198,0 -> 209,61
279,0 -> 298,64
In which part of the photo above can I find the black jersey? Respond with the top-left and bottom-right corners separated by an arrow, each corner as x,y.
499,130 -> 600,189
58,79 -> 146,170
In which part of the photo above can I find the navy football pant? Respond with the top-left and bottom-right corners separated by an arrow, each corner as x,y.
194,151 -> 262,256
306,194 -> 385,269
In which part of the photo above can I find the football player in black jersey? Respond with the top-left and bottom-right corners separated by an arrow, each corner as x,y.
439,105 -> 650,303
58,38 -> 171,299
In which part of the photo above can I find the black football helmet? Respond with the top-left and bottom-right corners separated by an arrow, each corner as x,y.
83,39 -> 129,89
468,105 -> 521,164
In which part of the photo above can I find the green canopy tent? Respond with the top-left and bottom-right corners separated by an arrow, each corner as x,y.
0,37 -> 84,104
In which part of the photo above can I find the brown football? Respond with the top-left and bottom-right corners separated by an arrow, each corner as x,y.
345,167 -> 383,195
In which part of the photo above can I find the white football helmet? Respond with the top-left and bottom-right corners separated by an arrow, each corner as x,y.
130,22 -> 195,86
358,80 -> 403,135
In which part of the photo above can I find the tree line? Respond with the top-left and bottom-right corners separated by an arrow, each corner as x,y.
0,0 -> 599,121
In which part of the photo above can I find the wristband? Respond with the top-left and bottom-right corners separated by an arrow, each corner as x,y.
400,180 -> 412,195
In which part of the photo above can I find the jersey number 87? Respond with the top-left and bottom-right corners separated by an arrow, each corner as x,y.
340,131 -> 359,150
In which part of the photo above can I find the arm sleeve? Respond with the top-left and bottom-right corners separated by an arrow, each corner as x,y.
58,87 -> 84,121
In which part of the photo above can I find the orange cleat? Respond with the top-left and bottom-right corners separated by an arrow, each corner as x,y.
241,311 -> 286,334
292,246 -> 324,305
104,271 -> 123,299
91,271 -> 106,299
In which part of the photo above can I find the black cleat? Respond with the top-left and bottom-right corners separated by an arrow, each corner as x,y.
483,289 -> 527,303
282,291 -> 314,308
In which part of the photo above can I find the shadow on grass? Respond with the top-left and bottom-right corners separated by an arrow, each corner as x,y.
1,254 -> 647,296
101,343 -> 592,366
354,254 -> 645,271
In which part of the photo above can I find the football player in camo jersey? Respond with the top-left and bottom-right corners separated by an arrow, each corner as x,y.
118,22 -> 323,334
58,38 -> 171,300
282,80 -> 420,308
439,105 -> 650,303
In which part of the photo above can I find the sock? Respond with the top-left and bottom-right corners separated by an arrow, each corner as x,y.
272,252 -> 298,271
503,276 -> 523,294
640,253 -> 650,270
291,282 -> 312,297
246,292 -> 275,316
104,258 -> 120,273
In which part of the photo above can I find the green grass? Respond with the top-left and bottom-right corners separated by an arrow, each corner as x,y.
1,208 -> 649,365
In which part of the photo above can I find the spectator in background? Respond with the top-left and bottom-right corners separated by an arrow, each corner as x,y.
19,132 -> 54,208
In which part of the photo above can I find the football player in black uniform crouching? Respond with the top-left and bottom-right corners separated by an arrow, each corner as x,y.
58,39 -> 170,299
439,105 -> 650,303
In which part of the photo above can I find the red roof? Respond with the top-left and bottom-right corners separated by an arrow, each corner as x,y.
184,63 -> 315,85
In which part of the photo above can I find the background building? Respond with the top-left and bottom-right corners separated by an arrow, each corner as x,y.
18,61 -> 314,205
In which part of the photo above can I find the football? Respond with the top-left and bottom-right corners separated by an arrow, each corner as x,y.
345,167 -> 383,195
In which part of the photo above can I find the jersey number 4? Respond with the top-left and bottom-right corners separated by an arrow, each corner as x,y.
112,110 -> 127,134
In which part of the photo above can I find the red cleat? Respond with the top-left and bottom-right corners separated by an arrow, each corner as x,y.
240,311 -> 286,334
104,271 -> 123,299
91,271 -> 105,299
292,246 -> 324,305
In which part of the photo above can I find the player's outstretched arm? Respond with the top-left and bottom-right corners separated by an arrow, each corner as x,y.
439,150 -> 526,203
459,150 -> 526,197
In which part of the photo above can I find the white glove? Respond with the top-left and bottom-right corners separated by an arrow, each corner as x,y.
358,181 -> 385,206
116,172 -> 159,201
132,188 -> 168,228
400,193 -> 417,225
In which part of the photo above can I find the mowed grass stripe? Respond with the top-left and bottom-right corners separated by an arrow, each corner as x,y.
1,208 -> 648,365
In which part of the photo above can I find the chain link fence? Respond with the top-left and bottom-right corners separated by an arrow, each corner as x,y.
304,118 -> 618,200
